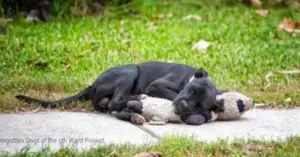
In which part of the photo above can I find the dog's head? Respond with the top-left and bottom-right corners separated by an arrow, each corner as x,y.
172,68 -> 220,115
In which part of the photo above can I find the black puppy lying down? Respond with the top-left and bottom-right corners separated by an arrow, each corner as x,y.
128,98 -> 215,125
15,61 -> 224,124
96,94 -> 223,125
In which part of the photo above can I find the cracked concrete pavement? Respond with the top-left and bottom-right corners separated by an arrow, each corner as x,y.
0,108 -> 300,154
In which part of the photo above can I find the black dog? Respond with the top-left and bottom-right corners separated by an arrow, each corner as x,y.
101,94 -> 224,125
15,61 -> 224,122
112,69 -> 226,125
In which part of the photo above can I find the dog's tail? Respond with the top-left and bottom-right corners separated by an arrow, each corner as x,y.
15,86 -> 92,108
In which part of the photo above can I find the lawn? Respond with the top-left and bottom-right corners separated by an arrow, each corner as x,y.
1,136 -> 300,157
1,1 -> 300,156
1,1 -> 300,112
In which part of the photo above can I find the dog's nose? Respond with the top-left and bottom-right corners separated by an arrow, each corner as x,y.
178,100 -> 188,110
179,100 -> 187,106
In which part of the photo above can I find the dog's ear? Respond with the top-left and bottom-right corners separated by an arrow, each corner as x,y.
194,68 -> 208,78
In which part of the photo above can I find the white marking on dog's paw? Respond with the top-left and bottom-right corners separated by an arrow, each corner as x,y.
211,111 -> 218,121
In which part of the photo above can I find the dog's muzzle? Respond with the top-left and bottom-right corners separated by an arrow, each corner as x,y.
173,100 -> 189,114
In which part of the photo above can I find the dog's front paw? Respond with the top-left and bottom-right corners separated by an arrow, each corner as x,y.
184,114 -> 206,125
131,114 -> 146,125
210,111 -> 218,121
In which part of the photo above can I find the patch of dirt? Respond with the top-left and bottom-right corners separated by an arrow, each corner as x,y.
0,91 -> 92,113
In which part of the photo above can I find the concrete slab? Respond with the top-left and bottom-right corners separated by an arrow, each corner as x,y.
142,108 -> 300,142
0,111 -> 157,154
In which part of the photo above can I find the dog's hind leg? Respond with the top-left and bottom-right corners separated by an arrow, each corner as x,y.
91,65 -> 139,113
92,82 -> 115,112
93,97 -> 111,113
91,71 -> 119,112
108,76 -> 137,113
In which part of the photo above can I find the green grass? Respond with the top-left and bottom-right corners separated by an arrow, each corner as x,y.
0,1 -> 300,156
1,136 -> 300,157
0,0 -> 300,112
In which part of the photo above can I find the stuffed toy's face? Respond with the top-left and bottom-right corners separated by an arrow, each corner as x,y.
134,92 -> 254,124
216,92 -> 253,120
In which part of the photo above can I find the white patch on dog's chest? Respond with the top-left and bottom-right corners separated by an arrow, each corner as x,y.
189,76 -> 195,82
189,76 -> 212,82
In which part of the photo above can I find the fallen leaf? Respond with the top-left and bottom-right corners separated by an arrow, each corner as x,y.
135,53 -> 141,59
147,22 -> 157,30
270,141 -> 283,150
71,6 -> 88,17
249,0 -> 262,7
192,40 -> 212,52
284,97 -> 292,103
278,69 -> 300,74
0,18 -> 13,23
60,60 -> 72,69
122,39 -> 131,47
212,151 -> 222,157
247,144 -> 263,152
153,14 -> 165,20
255,9 -> 269,17
153,13 -> 173,20
90,2 -> 105,15
278,18 -> 300,33
132,151 -> 163,157
0,24 -> 6,35
197,152 -> 205,157
15,107 -> 27,113
32,106 -> 42,113
120,20 -> 125,25
183,14 -> 201,21
167,13 -> 173,18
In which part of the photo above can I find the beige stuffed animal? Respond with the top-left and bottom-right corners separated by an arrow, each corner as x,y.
127,91 -> 254,125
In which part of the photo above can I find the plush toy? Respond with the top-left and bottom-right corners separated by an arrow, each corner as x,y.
134,94 -> 183,125
127,91 -> 254,125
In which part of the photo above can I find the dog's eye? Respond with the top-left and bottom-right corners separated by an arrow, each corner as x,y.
188,87 -> 195,93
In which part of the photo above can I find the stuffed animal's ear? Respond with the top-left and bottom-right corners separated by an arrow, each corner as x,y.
194,68 -> 208,78
211,99 -> 225,112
